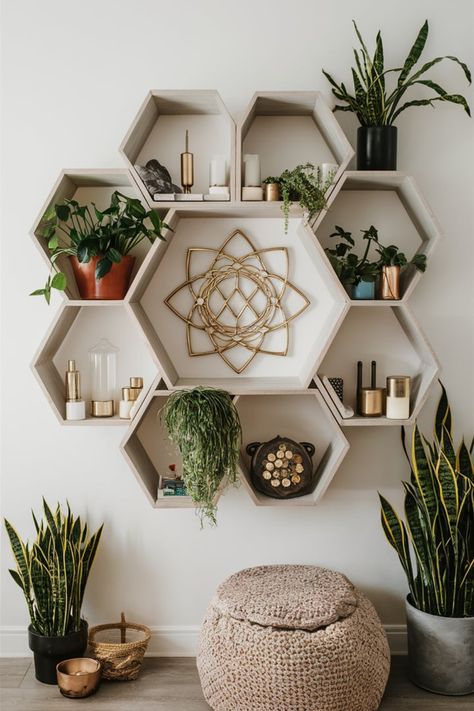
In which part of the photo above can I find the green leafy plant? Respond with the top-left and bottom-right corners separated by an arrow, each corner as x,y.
160,387 -> 242,525
325,224 -> 380,287
31,191 -> 169,303
4,500 -> 103,636
262,176 -> 281,184
272,163 -> 334,233
323,20 -> 471,126
376,244 -> 426,272
379,384 -> 474,617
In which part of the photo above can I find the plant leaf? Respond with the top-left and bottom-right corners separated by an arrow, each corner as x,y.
51,273 -> 67,291
398,20 -> 429,87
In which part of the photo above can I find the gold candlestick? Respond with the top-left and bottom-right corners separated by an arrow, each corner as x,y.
180,129 -> 194,194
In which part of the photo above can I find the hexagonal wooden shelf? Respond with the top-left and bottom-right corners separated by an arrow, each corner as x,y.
316,303 -> 439,426
31,302 -> 158,425
127,206 -> 348,392
237,91 -> 354,202
235,389 -> 349,506
31,168 -> 154,301
120,90 -> 236,209
312,171 -> 443,303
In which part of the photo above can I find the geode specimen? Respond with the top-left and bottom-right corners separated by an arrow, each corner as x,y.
135,159 -> 182,196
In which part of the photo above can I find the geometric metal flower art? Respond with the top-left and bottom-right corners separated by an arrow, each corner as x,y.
164,229 -> 310,373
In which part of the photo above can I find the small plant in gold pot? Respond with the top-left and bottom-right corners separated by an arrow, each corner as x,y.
262,176 -> 281,202
32,192 -> 169,302
376,244 -> 427,300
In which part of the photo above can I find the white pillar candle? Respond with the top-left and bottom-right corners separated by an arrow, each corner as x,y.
386,376 -> 411,419
320,162 -> 339,184
209,155 -> 227,187
243,154 -> 261,187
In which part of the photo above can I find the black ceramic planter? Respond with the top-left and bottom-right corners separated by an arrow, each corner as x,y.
28,620 -> 88,684
357,126 -> 397,170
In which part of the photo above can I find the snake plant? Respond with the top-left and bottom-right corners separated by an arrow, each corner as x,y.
4,500 -> 103,636
323,20 -> 471,126
161,387 -> 242,525
380,384 -> 474,617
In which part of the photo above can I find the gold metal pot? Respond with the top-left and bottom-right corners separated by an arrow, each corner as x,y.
380,265 -> 401,300
263,183 -> 280,201
56,658 -> 101,698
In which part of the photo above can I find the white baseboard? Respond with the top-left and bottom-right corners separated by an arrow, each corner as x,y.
0,624 -> 407,657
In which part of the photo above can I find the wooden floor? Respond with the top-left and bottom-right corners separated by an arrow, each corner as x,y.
0,656 -> 472,710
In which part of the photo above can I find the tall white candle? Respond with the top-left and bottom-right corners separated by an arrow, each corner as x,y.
243,154 -> 261,187
209,156 -> 227,186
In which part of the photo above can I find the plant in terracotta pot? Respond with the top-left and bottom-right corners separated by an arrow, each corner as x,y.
160,387 -> 241,525
325,224 -> 380,299
375,244 -> 427,299
4,500 -> 103,684
271,163 -> 334,233
31,191 -> 169,302
379,383 -> 474,695
323,20 -> 471,169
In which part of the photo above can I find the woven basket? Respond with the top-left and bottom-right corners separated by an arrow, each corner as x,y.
88,613 -> 151,681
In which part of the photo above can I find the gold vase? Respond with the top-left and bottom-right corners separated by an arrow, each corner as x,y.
264,183 -> 280,201
380,265 -> 401,300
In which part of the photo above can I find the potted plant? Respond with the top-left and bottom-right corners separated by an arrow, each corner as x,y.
379,384 -> 474,695
270,163 -> 334,233
325,225 -> 380,299
323,20 -> 471,169
262,176 -> 281,202
375,244 -> 427,299
4,500 -> 103,684
31,191 -> 169,302
160,387 -> 241,525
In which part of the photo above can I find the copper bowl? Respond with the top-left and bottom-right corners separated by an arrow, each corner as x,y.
56,658 -> 101,698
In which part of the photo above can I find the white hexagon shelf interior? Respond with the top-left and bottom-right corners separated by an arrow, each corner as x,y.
120,90 -> 236,209
127,207 -> 348,392
312,171 -> 443,303
31,169 -> 152,301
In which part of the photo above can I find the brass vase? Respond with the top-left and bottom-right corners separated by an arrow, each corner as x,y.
380,265 -> 401,300
264,183 -> 280,201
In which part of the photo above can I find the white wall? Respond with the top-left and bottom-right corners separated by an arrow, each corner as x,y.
1,0 -> 473,655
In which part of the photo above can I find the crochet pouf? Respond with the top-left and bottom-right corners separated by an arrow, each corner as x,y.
197,565 -> 390,711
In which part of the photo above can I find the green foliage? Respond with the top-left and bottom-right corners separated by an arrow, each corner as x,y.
325,224 -> 380,286
160,388 -> 242,525
262,177 -> 281,184
379,384 -> 474,617
375,244 -> 426,272
271,163 -> 335,233
32,191 -> 170,303
4,500 -> 103,636
323,20 -> 471,126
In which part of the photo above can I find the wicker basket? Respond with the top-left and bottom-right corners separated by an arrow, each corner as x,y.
88,613 -> 151,681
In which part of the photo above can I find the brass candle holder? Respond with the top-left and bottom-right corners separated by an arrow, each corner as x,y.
180,129 -> 194,193
56,658 -> 101,698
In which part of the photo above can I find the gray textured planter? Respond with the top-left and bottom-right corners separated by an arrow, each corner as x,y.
406,597 -> 474,695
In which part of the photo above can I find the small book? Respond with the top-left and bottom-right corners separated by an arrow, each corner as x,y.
175,193 -> 204,201
321,375 -> 354,418
153,194 -> 175,202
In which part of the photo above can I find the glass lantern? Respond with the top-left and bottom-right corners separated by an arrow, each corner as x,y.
88,338 -> 119,417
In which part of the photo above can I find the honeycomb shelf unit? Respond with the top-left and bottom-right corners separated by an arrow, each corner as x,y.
30,88 -> 443,509
120,90 -> 236,209
127,206 -> 348,392
31,301 -> 157,425
234,390 -> 349,507
312,171 -> 443,303
237,91 -> 354,202
31,168 -> 153,301
316,303 -> 439,427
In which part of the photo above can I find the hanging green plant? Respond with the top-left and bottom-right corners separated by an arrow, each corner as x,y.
269,163 -> 334,233
160,387 -> 242,524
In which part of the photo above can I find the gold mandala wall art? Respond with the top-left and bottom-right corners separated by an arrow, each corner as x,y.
164,229 -> 310,373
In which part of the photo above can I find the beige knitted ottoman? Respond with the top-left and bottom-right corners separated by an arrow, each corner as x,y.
197,565 -> 390,711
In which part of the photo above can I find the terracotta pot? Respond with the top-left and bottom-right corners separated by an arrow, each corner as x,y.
380,265 -> 400,300
70,255 -> 135,300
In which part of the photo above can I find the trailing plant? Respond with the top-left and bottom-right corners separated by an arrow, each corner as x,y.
272,163 -> 334,233
31,191 -> 169,303
4,500 -> 103,636
325,224 -> 380,287
323,20 -> 471,126
161,387 -> 242,525
379,383 -> 474,617
376,244 -> 426,272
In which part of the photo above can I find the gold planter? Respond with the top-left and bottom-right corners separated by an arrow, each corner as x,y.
263,183 -> 280,201
380,265 -> 401,300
